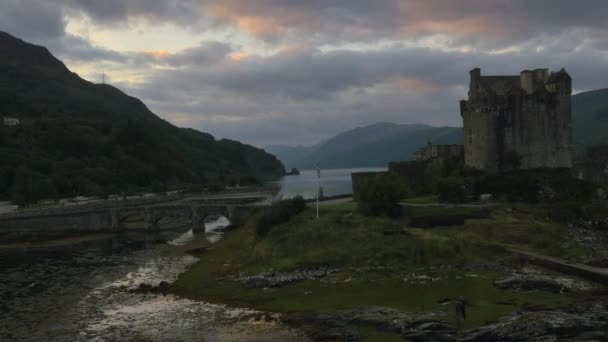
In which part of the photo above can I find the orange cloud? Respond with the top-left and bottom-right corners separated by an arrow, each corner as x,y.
394,78 -> 441,95
230,52 -> 249,61
144,49 -> 172,58
236,16 -> 285,41
399,16 -> 510,39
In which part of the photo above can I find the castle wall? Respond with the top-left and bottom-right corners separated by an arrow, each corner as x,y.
388,161 -> 427,186
462,104 -> 500,172
520,70 -> 533,94
414,144 -> 464,162
510,93 -> 572,169
462,68 -> 572,172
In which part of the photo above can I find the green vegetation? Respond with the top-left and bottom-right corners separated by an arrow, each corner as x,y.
437,177 -> 467,203
404,156 -> 597,205
401,194 -> 436,204
356,173 -> 408,217
172,201 -> 590,330
0,32 -> 284,205
471,168 -> 596,203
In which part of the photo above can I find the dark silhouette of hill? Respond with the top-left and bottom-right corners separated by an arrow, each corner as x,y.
572,88 -> 608,152
267,123 -> 463,169
269,88 -> 608,169
0,31 -> 284,204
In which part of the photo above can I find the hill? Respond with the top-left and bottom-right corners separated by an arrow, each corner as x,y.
572,88 -> 608,152
268,123 -> 462,169
0,31 -> 285,205
264,145 -> 316,170
269,89 -> 608,169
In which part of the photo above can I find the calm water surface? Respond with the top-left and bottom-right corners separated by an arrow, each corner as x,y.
270,167 -> 387,199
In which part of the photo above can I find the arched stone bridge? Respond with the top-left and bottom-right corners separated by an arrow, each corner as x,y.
0,202 -> 258,242
111,204 -> 254,232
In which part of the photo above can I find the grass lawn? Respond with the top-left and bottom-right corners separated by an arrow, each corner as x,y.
171,201 -> 591,331
401,195 -> 437,204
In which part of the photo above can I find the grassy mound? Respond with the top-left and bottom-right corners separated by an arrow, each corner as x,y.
171,202 -> 590,330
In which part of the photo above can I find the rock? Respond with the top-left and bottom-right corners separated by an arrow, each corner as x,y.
437,297 -> 452,305
575,331 -> 608,341
137,283 -> 152,290
158,281 -> 170,292
401,319 -> 456,342
239,268 -> 339,288
241,278 -> 270,289
311,327 -> 359,341
494,267 -> 591,293
460,304 -> 608,341
186,247 -> 208,255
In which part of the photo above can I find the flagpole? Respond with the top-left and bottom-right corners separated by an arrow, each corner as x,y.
316,166 -> 320,219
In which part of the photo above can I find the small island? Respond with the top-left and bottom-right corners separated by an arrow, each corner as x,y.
285,168 -> 301,176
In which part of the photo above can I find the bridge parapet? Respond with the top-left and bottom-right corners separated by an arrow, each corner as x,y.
0,201 -> 261,242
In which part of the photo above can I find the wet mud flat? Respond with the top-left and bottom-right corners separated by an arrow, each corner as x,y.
1,223 -> 306,341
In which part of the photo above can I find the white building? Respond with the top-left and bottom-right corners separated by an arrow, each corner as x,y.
3,117 -> 20,126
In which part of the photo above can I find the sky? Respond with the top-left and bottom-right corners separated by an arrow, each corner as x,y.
2,1 -> 608,147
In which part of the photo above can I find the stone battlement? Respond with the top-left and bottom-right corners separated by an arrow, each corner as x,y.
461,67 -> 573,172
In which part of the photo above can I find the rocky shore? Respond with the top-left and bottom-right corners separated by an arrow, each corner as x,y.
283,301 -> 608,341
237,267 -> 339,288
494,267 -> 593,293
0,231 -> 309,341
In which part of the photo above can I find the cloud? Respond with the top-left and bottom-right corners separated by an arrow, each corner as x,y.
134,41 -> 234,67
18,1 -> 608,48
2,0 -> 608,147
0,0 -> 65,40
118,37 -> 608,146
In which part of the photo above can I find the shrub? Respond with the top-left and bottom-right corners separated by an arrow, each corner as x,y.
256,196 -> 307,236
184,184 -> 205,193
548,202 -> 586,223
356,174 -> 408,217
437,177 -> 467,203
473,169 -> 596,203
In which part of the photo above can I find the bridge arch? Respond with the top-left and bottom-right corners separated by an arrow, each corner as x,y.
146,205 -> 193,231
191,205 -> 230,234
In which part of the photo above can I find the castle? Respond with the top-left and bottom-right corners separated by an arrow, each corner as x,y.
461,68 -> 573,172
413,141 -> 463,162
352,67 -> 575,196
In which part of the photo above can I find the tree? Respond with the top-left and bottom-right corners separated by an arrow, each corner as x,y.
256,196 -> 307,236
356,174 -> 408,217
437,177 -> 467,203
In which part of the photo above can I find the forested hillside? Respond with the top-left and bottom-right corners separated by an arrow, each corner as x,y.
0,32 -> 284,204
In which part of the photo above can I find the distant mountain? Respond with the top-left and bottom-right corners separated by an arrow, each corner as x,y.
267,123 -> 463,169
264,145 -> 317,170
573,88 -> 608,152
0,31 -> 284,204
269,88 -> 608,169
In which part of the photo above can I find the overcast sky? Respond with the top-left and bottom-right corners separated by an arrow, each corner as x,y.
2,0 -> 608,147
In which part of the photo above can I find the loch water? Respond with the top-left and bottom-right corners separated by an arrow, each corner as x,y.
270,167 -> 387,199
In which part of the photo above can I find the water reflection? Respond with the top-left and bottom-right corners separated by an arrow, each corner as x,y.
168,216 -> 231,246
204,216 -> 231,244
269,167 -> 386,199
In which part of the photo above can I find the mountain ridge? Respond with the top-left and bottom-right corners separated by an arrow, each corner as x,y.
0,31 -> 285,204
271,89 -> 608,169
267,123 -> 463,169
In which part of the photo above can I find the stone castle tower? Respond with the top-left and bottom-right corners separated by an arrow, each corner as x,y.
460,68 -> 573,172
